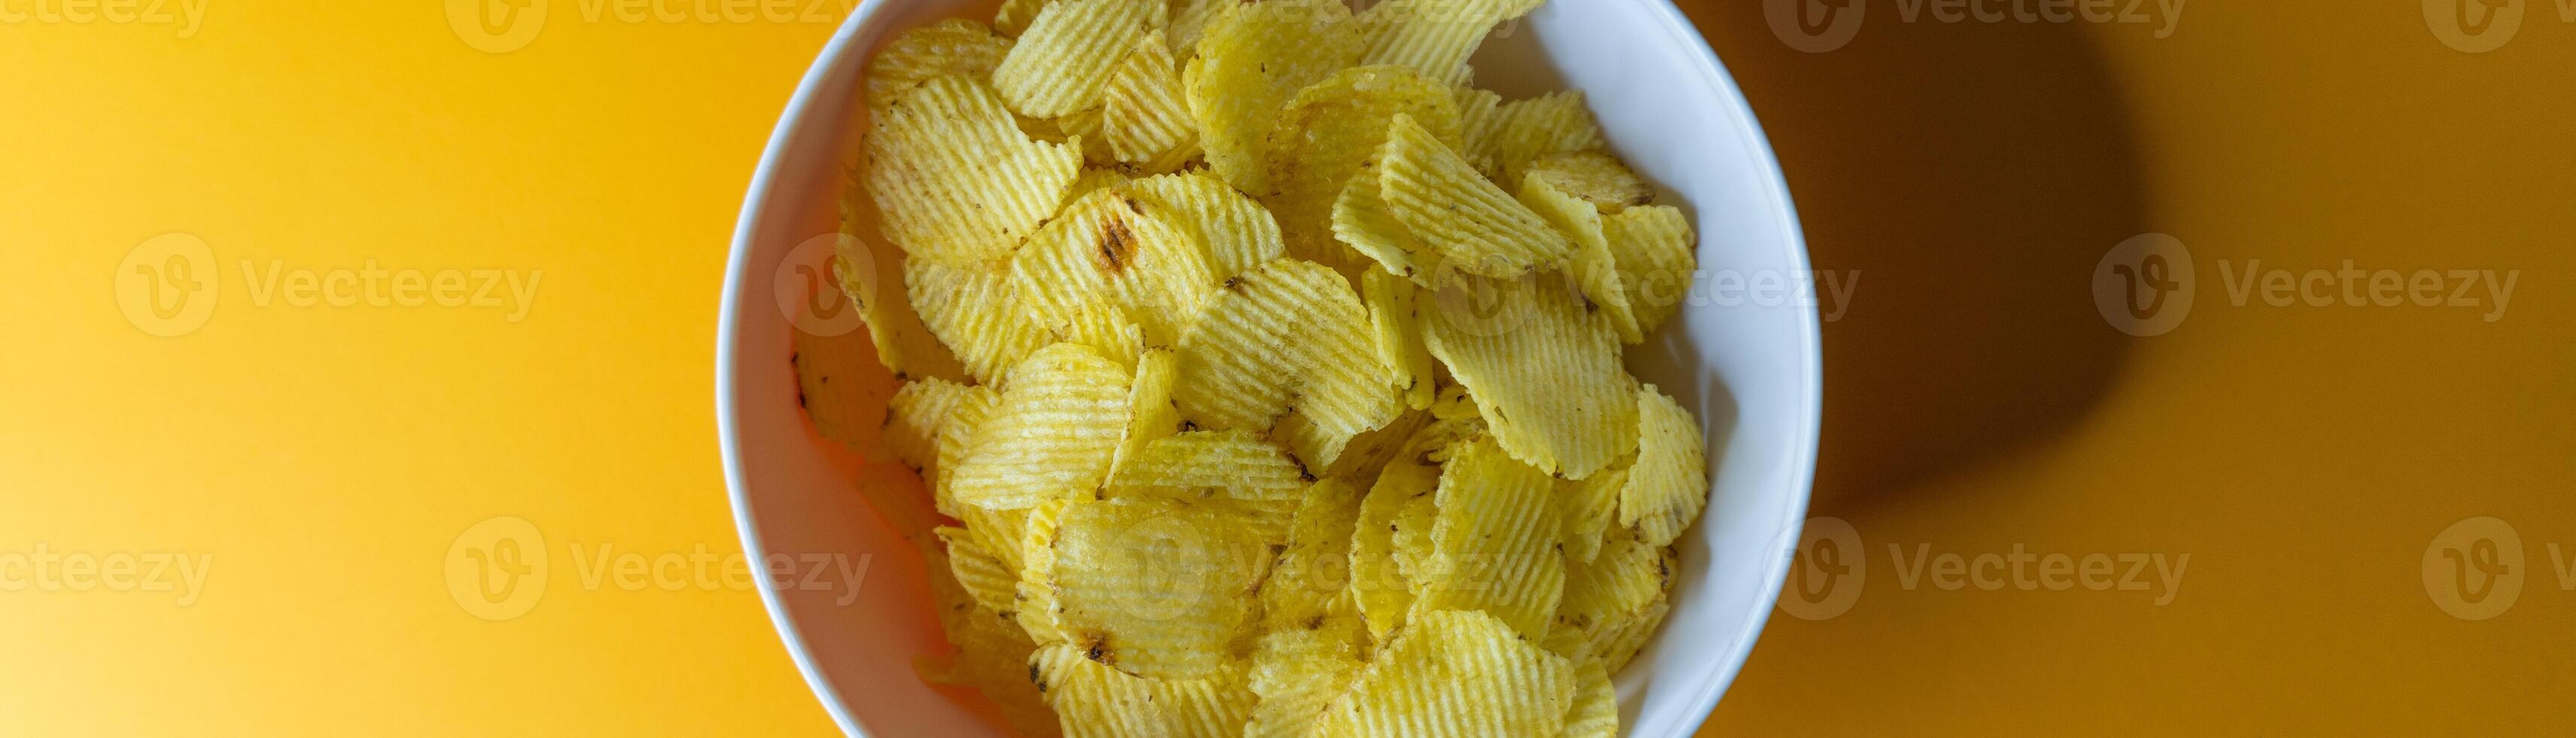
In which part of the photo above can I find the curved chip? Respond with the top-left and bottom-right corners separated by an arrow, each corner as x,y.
1473,90 -> 1605,185
1329,163 -> 1431,279
1379,113 -> 1572,279
1173,258 -> 1402,469
1604,203 -> 1696,336
1121,172 -> 1285,280
864,76 -> 1082,265
931,383 -> 1004,516
1103,30 -> 1200,172
1312,609 -> 1578,737
1520,172 -> 1641,343
1066,166 -> 1133,203
1361,267 -> 1437,410
1544,527 -> 1673,672
1185,0 -> 1363,192
864,18 -> 1014,109
905,256 -> 1051,384
1245,621 -> 1369,738
993,0 -> 1052,37
1047,496 -> 1270,680
1561,659 -> 1619,738
1012,189 -> 1224,346
1014,498 -> 1074,645
935,526 -> 1021,614
948,343 -> 1136,510
1421,273 -> 1638,478
1166,0 -> 1225,56
1527,151 -> 1653,212
836,200 -> 969,382
1349,459 -> 1437,639
1031,640 -> 1256,736
1355,0 -> 1528,87
1110,346 -> 1180,477
1038,300 -> 1145,372
992,0 -> 1169,117
887,377 -> 981,473
1102,428 -> 1310,544
1407,436 -> 1566,641
1322,406 -> 1431,482
1556,464 -> 1629,566
1263,65 -> 1461,272
1620,383 -> 1709,547
1259,477 -> 1365,630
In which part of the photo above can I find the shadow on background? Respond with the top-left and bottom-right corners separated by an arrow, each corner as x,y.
1689,6 -> 2149,506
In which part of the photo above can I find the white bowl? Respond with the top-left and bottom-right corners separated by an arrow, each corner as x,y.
719,2 -> 1820,735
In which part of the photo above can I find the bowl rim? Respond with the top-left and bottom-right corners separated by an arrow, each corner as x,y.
716,2 -> 1820,736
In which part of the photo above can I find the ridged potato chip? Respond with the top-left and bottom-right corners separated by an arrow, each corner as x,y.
1561,659 -> 1618,738
1261,65 -> 1460,272
994,0 -> 1052,37
1173,258 -> 1401,469
1119,172 -> 1285,280
836,197 -> 969,382
920,584 -> 1060,738
1185,0 -> 1363,192
1473,90 -> 1605,186
1039,300 -> 1145,371
932,383 -> 1004,516
1321,406 -> 1431,481
1379,113 -> 1572,280
1361,267 -> 1437,410
1421,273 -> 1638,478
1604,203 -> 1696,336
887,377 -> 981,472
1047,496 -> 1270,680
949,343 -> 1135,510
1015,498 -> 1075,645
1102,429 -> 1309,544
1258,477 -> 1364,631
1355,0 -> 1533,87
1166,0 -> 1225,56
1102,31 -> 1200,172
1012,189 -> 1224,346
1555,463 -> 1629,565
1543,526 -> 1672,670
1452,87 -> 1504,174
936,526 -> 1023,614
1349,459 -> 1437,639
865,18 -> 1014,109
1527,151 -> 1653,212
864,75 -> 1083,265
1520,172 -> 1641,343
905,255 -> 1051,383
1031,640 -> 1255,737
959,503 -> 1033,575
1245,621 -> 1369,738
1066,166 -> 1133,201
1407,436 -> 1566,641
1312,609 -> 1577,737
1329,163 -> 1431,279
1109,346 -> 1179,477
1620,383 -> 1709,547
993,0 -> 1169,118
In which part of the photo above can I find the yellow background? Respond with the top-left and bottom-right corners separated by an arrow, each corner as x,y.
3,0 -> 2568,735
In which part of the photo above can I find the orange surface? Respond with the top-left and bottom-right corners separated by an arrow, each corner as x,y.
1,1 -> 2568,735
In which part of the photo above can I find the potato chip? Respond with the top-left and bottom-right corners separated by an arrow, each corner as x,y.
1102,429 -> 1310,544
959,503 -> 1034,575
1405,437 -> 1565,640
1604,204 -> 1696,336
1067,166 -> 1133,202
1427,381 -> 1477,420
864,75 -> 1083,265
1349,459 -> 1437,639
1015,498 -> 1075,644
1560,658 -> 1619,738
1555,464 -> 1628,565
1245,621 -> 1369,738
994,0 -> 1053,37
1355,0 -> 1530,87
1054,106 -> 1114,164
1379,113 -> 1572,279
865,18 -> 1014,109
1421,273 -> 1638,478
887,377 -> 981,472
920,589 -> 1060,738
1185,0 -> 1363,192
1039,300 -> 1145,372
1361,267 -> 1437,410
1031,641 -> 1255,737
1103,31 -> 1200,172
1110,346 -> 1179,477
1261,65 -> 1460,272
1312,609 -> 1577,737
1396,412 -> 1487,465
1012,189 -> 1224,346
937,526 -> 1023,614
993,0 -> 1170,118
1048,496 -> 1270,680
836,197 -> 970,382
1258,477 -> 1364,630
905,256 -> 1051,383
932,383 -> 1004,516
1475,90 -> 1605,185
1452,86 -> 1504,174
1166,0 -> 1225,56
1328,164 -> 1433,279
1620,383 -> 1708,547
1173,258 -> 1402,469
1520,172 -> 1641,343
1527,151 -> 1653,212
949,343 -> 1135,510
1543,526 -> 1671,670
1388,489 -> 1438,584
1118,172 -> 1285,279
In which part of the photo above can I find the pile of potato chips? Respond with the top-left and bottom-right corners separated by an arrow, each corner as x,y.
811,0 -> 1711,734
